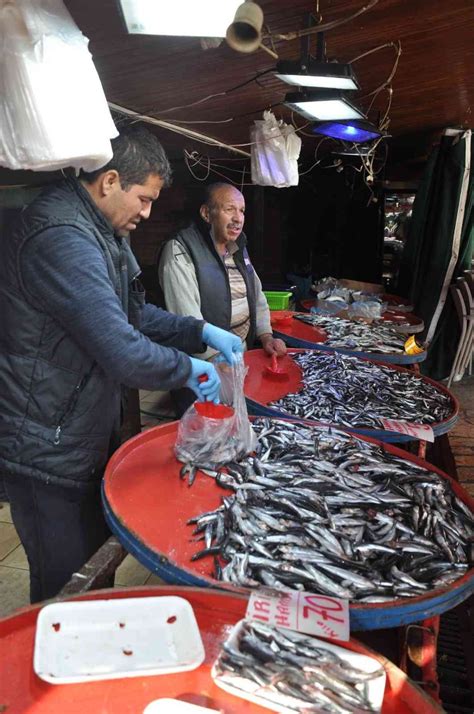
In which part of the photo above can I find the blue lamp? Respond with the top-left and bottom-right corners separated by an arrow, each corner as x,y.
312,119 -> 383,143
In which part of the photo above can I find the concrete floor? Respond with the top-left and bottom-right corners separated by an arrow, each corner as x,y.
0,379 -> 473,619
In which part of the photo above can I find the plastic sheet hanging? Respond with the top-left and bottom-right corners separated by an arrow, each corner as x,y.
251,111 -> 302,187
0,0 -> 118,172
175,360 -> 257,466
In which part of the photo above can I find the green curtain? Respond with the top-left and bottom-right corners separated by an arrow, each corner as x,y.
397,130 -> 473,380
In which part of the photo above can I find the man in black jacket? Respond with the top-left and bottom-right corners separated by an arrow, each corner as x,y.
0,127 -> 242,602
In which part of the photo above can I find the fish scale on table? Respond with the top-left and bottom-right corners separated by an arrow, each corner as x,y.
294,312 -> 407,353
185,419 -> 474,601
268,350 -> 452,429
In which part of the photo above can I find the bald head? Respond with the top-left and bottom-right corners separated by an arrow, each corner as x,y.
200,183 -> 245,246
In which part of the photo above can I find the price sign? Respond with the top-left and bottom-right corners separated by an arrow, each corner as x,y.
381,418 -> 434,442
246,587 -> 349,641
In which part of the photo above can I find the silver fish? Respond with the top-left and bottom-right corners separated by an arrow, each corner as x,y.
269,350 -> 452,429
215,620 -> 383,712
189,419 -> 473,600
294,312 -> 407,353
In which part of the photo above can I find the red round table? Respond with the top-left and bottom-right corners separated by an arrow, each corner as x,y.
0,586 -> 444,713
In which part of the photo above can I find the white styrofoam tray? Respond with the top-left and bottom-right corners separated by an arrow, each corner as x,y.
33,596 -> 205,684
212,620 -> 386,713
143,700 -> 219,714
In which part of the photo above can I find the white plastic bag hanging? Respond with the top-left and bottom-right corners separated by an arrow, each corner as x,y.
251,110 -> 302,187
0,0 -> 118,172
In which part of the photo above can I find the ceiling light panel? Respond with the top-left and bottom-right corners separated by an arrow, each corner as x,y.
275,61 -> 359,90
285,91 -> 365,121
276,74 -> 358,89
119,0 -> 242,37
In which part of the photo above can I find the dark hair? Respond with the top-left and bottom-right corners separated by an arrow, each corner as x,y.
202,182 -> 235,208
80,124 -> 172,189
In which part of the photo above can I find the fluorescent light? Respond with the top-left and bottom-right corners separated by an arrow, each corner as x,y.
275,60 -> 359,90
277,75 -> 357,89
118,0 -> 242,37
313,120 -> 383,143
284,91 -> 366,121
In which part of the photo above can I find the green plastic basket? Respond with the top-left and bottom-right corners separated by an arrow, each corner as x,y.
263,291 -> 293,310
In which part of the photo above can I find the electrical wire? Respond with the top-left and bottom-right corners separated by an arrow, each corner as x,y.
299,156 -> 323,175
143,68 -> 273,118
108,102 -> 252,157
163,117 -> 235,124
290,112 -> 319,138
185,151 -> 211,181
298,137 -> 335,175
268,0 -> 379,41
184,150 -> 254,186
357,41 -> 402,102
349,42 -> 398,65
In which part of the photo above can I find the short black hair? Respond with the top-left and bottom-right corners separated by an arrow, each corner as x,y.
80,124 -> 172,189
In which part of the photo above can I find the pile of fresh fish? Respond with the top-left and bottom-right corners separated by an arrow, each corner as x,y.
187,419 -> 473,601
215,620 -> 383,712
268,351 -> 452,429
294,313 -> 407,354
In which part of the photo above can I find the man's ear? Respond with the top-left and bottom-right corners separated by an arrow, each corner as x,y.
99,170 -> 121,197
200,204 -> 210,223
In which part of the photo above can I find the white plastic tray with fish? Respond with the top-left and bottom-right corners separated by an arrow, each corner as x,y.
212,620 -> 386,713
33,596 -> 205,684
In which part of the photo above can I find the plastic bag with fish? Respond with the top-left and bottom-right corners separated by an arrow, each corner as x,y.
175,360 -> 257,466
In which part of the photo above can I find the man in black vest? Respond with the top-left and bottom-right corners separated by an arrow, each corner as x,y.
159,182 -> 286,415
0,127 -> 242,602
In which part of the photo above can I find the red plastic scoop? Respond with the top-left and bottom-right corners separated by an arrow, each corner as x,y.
195,373 -> 234,419
194,401 -> 234,419
264,354 -> 289,380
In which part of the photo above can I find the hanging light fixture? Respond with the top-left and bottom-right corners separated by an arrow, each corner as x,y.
275,59 -> 359,90
284,90 -> 366,121
312,119 -> 384,142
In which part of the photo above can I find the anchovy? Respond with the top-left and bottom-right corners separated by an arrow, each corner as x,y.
215,620 -> 383,712
268,351 -> 452,429
188,419 -> 473,601
294,312 -> 407,353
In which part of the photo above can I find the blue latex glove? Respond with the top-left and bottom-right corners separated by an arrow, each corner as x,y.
185,357 -> 221,403
202,323 -> 243,365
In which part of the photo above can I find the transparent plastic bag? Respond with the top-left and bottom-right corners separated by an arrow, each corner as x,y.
311,299 -> 346,316
312,276 -> 338,296
0,0 -> 117,171
347,300 -> 384,320
175,361 -> 257,466
251,111 -> 301,187
351,291 -> 384,305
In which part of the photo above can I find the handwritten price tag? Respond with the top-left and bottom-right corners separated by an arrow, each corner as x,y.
381,418 -> 434,442
246,587 -> 349,641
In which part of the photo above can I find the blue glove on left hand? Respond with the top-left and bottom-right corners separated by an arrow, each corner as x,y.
202,323 -> 243,365
185,357 -> 221,403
